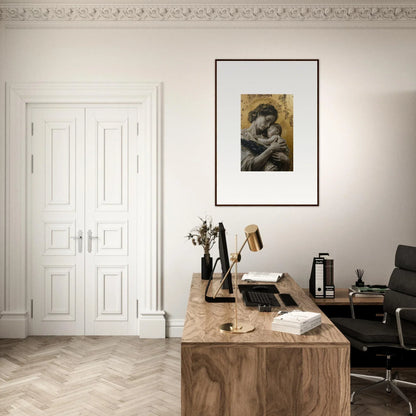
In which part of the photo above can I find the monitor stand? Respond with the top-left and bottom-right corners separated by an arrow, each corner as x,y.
204,258 -> 235,303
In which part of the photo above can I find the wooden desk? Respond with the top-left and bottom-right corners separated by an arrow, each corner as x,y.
182,274 -> 350,416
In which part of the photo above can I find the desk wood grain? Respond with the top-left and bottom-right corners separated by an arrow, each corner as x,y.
181,274 -> 350,416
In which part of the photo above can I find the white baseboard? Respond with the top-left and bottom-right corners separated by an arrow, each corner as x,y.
139,310 -> 166,338
0,311 -> 184,339
0,312 -> 28,338
167,319 -> 184,338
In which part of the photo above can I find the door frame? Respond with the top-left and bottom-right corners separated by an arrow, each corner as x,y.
1,83 -> 165,338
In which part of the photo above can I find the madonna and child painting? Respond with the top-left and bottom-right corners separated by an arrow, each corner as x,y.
241,94 -> 293,172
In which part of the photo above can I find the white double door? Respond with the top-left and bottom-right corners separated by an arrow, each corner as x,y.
28,104 -> 140,335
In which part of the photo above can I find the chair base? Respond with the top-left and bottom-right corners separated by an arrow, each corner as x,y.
351,368 -> 416,415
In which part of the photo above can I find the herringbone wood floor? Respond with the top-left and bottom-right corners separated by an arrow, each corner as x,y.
0,337 -> 180,416
1,337 -> 416,415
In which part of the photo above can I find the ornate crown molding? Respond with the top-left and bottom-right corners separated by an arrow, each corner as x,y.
0,4 -> 415,22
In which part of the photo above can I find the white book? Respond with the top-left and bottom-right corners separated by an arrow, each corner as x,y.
273,311 -> 321,324
271,321 -> 321,335
242,272 -> 283,283
273,317 -> 321,330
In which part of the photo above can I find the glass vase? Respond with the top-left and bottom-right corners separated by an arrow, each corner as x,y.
201,255 -> 213,280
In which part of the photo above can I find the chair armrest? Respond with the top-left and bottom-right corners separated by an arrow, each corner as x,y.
395,308 -> 416,351
348,290 -> 386,319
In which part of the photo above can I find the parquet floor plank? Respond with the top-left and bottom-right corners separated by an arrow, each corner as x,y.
1,337 -> 416,415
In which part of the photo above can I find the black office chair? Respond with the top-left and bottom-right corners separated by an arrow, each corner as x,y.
332,244 -> 416,415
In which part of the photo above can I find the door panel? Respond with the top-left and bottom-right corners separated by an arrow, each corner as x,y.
85,108 -> 138,335
96,266 -> 128,320
43,221 -> 76,256
44,123 -> 75,209
96,222 -> 128,256
44,265 -> 76,320
29,107 -> 85,335
96,120 -> 128,210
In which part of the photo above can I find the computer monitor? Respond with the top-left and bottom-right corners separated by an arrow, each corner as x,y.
218,222 -> 233,293
204,222 -> 235,303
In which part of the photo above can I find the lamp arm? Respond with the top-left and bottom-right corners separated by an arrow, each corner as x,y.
213,236 -> 249,299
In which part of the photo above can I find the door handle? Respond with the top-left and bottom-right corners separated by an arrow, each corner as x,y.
87,230 -> 99,253
71,230 -> 83,253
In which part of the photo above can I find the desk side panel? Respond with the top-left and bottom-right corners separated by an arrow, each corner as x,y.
182,344 -> 265,416
182,343 -> 350,416
266,345 -> 350,415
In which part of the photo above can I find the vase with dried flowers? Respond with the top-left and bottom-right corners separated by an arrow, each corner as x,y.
355,269 -> 365,287
187,216 -> 219,280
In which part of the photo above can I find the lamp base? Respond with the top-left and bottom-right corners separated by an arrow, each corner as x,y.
219,322 -> 255,334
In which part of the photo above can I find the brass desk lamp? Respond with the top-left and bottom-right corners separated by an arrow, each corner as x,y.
213,224 -> 263,334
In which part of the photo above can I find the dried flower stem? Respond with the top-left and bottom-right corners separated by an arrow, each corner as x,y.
186,216 -> 219,257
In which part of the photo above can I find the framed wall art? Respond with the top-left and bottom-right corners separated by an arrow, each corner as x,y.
215,59 -> 319,206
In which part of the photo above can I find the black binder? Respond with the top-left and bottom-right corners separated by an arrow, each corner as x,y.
309,253 -> 334,299
324,257 -> 335,298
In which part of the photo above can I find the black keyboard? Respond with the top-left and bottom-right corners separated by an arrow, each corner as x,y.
279,293 -> 298,307
244,291 -> 280,307
238,284 -> 279,294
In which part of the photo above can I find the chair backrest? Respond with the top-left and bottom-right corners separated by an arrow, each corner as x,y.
384,245 -> 416,324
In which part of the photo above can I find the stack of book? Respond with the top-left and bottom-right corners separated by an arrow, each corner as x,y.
350,285 -> 388,294
272,311 -> 321,335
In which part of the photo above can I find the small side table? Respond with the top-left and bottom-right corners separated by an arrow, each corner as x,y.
303,288 -> 384,320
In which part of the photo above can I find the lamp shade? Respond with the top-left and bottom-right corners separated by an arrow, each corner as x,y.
244,224 -> 263,252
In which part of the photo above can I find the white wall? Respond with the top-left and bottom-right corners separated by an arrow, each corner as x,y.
1,21 -> 416,330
